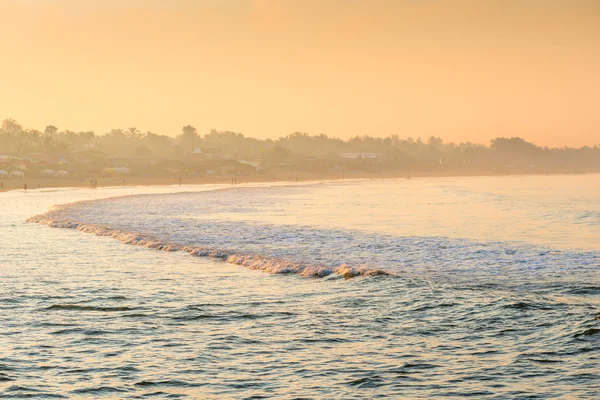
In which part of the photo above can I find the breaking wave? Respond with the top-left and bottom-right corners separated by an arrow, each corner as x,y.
26,180 -> 600,282
8,177 -> 600,399
26,214 -> 389,278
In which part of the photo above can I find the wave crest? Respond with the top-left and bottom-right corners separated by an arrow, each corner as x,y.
26,215 -> 390,279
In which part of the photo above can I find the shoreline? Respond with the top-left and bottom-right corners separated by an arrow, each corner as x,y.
1,169 -> 598,193
21,173 -> 600,280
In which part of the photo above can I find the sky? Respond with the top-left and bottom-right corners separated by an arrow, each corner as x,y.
0,0 -> 599,147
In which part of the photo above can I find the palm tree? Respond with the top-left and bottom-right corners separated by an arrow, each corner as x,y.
44,125 -> 58,138
127,127 -> 144,140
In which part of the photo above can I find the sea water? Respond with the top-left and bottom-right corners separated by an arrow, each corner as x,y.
2,175 -> 599,398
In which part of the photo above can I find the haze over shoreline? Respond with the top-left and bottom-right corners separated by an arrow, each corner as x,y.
3,1 -> 600,398
2,118 -> 598,150
1,117 -> 599,194
2,0 -> 599,147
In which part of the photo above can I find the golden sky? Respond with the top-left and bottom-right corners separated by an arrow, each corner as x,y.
1,0 -> 598,146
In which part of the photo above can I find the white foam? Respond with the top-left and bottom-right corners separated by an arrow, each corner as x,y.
26,182 -> 600,284
27,214 -> 390,278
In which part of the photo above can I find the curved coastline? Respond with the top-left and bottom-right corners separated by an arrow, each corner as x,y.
24,176 -> 600,280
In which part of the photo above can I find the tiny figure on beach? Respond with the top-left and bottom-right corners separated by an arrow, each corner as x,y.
24,183 -> 28,191
179,177 -> 182,187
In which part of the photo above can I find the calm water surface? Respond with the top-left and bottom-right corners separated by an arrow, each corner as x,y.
1,176 -> 599,399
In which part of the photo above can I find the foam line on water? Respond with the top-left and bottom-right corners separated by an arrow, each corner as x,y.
26,214 -> 390,279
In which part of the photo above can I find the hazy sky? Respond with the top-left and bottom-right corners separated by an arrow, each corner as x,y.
1,0 -> 598,146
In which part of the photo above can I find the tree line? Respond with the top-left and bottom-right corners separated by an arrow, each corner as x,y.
1,118 -> 598,172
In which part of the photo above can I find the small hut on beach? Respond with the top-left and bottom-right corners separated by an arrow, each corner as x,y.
40,169 -> 54,178
104,167 -> 131,175
10,171 -> 25,180
55,170 -> 70,179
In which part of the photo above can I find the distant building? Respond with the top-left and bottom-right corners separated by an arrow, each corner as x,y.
338,153 -> 381,160
24,153 -> 55,163
0,155 -> 22,166
238,160 -> 260,169
191,147 -> 223,159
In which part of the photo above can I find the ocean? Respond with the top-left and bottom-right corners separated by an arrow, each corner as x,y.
2,175 -> 599,398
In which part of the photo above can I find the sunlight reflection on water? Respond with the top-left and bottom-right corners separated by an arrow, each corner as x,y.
1,176 -> 599,398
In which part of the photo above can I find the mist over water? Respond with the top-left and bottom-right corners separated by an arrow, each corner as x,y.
3,176 -> 600,398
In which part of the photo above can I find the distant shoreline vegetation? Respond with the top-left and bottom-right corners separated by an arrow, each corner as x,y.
0,118 -> 598,179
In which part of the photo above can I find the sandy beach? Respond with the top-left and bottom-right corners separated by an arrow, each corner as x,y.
2,169 -> 597,193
